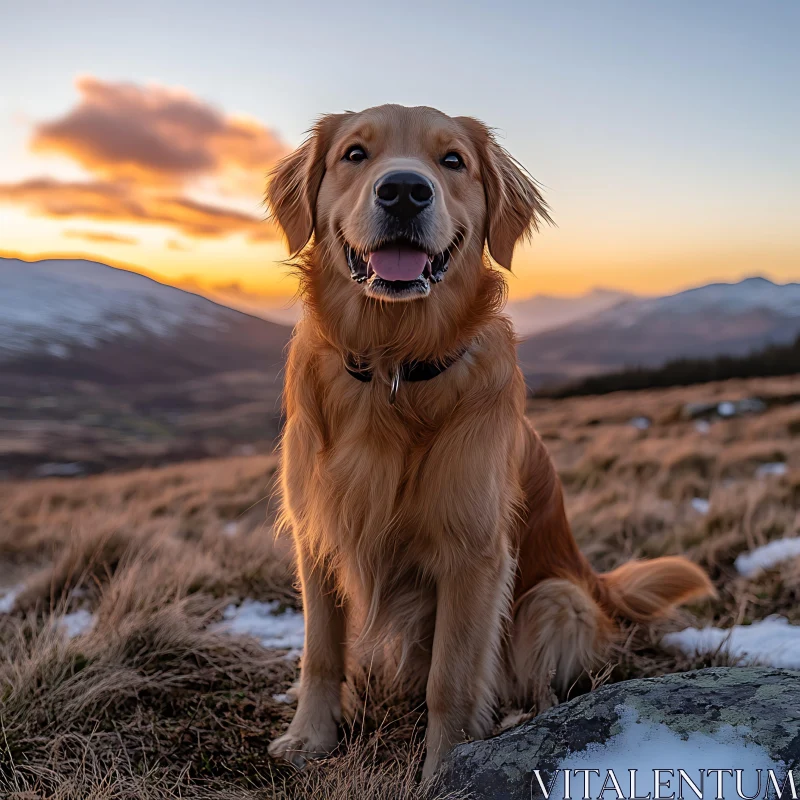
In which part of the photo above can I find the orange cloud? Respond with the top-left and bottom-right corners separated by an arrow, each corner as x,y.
64,229 -> 138,245
32,77 -> 287,191
0,77 -> 287,243
167,239 -> 190,251
0,177 -> 276,241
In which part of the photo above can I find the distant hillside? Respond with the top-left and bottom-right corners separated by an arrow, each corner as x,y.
505,288 -> 632,336
1,257 -> 292,383
518,276 -> 800,387
539,332 -> 800,398
0,257 -> 294,477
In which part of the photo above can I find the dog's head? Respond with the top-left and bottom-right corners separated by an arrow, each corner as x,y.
268,105 -> 549,304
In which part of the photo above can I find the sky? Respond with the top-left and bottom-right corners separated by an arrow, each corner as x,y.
1,0 -> 798,308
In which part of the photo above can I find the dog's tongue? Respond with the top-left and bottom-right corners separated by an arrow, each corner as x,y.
368,246 -> 428,282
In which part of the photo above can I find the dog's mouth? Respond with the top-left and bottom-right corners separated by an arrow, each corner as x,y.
345,234 -> 461,300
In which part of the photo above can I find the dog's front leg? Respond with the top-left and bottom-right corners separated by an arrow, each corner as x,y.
422,549 -> 512,779
268,544 -> 345,767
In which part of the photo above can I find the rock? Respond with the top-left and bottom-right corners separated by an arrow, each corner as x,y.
439,668 -> 800,800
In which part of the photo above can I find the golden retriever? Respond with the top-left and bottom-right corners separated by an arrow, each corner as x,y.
266,104 -> 713,778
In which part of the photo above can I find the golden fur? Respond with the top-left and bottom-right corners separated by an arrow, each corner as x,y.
265,105 -> 713,778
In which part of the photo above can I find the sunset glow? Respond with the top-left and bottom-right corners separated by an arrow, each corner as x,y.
2,2 -> 798,309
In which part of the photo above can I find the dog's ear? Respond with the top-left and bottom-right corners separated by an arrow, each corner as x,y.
457,117 -> 551,270
267,114 -> 348,255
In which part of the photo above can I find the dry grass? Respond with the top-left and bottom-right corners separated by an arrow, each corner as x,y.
1,375 -> 798,798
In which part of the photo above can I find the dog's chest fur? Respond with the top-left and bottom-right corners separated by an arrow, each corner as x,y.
283,346 -> 508,599
317,378 -> 462,567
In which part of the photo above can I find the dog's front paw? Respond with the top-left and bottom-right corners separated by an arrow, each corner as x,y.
268,718 -> 339,769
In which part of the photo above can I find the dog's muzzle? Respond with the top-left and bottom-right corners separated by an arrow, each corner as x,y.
345,234 -> 461,301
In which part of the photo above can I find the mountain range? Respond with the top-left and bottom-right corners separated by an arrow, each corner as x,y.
517,276 -> 800,386
3,258 -> 798,388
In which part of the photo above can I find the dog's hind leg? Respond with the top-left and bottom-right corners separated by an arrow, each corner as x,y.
508,578 -> 613,712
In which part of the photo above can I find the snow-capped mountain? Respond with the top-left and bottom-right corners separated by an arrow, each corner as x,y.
1,258 -> 291,383
592,277 -> 800,329
518,276 -> 800,385
3,259 -> 796,389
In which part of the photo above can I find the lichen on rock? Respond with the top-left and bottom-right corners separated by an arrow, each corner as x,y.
439,668 -> 800,800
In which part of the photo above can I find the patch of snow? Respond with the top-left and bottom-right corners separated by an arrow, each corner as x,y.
45,343 -> 69,358
629,416 -> 650,430
2,586 -> 95,638
59,609 -> 96,639
691,497 -> 710,514
214,599 -> 304,652
756,462 -> 788,478
718,401 -> 737,418
0,584 -> 23,613
735,538 -> 800,578
662,615 -> 800,669
551,705 -> 785,800
283,648 -> 302,662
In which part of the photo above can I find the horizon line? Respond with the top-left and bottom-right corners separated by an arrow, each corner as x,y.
1,248 -> 795,307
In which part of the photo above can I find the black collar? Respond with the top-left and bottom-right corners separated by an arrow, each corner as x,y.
343,347 -> 467,403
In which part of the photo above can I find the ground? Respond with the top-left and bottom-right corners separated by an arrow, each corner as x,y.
0,375 -> 798,799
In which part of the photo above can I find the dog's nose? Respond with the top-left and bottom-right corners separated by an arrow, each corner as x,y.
374,171 -> 434,219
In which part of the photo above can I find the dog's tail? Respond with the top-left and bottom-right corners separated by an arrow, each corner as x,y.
508,557 -> 713,706
597,556 -> 715,623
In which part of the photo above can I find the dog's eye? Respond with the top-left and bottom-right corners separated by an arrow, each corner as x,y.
441,152 -> 464,171
344,145 -> 367,163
